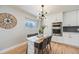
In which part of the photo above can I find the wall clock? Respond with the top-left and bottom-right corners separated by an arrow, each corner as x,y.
0,13 -> 17,29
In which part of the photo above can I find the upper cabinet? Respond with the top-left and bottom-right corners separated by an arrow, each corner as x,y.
77,10 -> 79,26
53,13 -> 63,22
55,13 -> 63,22
63,11 -> 77,26
56,13 -> 63,22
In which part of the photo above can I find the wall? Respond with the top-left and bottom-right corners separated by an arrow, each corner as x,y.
0,6 -> 37,50
43,18 -> 52,36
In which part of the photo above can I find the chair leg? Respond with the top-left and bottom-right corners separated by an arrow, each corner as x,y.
43,48 -> 47,54
26,47 -> 27,54
49,43 -> 52,53
26,49 -> 27,54
42,50 -> 43,54
46,45 -> 49,53
34,48 -> 37,54
38,49 -> 43,54
46,47 -> 49,54
38,49 -> 40,54
34,48 -> 40,54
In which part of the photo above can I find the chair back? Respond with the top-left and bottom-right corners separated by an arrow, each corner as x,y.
34,36 -> 52,49
34,41 -> 43,49
27,33 -> 38,37
47,36 -> 52,45
42,38 -> 48,49
34,37 -> 48,49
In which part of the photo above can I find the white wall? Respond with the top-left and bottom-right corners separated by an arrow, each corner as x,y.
43,18 -> 52,36
0,6 -> 37,50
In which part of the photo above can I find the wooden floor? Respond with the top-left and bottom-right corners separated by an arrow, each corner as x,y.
2,42 -> 27,54
50,42 -> 79,54
2,42 -> 79,54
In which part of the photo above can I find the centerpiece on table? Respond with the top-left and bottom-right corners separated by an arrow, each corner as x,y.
39,25 -> 46,35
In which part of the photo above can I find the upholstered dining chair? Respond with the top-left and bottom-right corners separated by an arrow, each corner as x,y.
34,37 -> 48,54
46,36 -> 52,53
34,36 -> 52,54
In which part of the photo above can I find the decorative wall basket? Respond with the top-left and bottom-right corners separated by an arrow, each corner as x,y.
0,13 -> 17,29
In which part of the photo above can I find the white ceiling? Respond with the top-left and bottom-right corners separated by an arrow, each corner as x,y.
13,5 -> 79,17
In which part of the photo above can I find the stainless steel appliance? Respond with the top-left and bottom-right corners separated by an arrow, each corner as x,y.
52,22 -> 62,36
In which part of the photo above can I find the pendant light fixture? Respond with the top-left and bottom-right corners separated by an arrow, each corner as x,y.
38,5 -> 47,34
39,5 -> 47,20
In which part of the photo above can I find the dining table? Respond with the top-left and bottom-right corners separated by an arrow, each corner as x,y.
26,34 -> 51,54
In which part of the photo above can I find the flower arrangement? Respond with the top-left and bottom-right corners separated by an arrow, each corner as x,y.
39,25 -> 46,34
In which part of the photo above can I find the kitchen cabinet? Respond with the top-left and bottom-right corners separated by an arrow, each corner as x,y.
56,13 -> 63,22
77,10 -> 79,26
63,11 -> 77,26
52,33 -> 79,48
52,13 -> 63,22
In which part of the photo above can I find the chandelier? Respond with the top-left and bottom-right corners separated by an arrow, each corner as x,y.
38,5 -> 47,20
38,5 -> 47,34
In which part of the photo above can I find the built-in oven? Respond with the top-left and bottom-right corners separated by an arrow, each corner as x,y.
52,22 -> 62,36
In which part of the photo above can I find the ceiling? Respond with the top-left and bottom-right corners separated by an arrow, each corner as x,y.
13,5 -> 79,17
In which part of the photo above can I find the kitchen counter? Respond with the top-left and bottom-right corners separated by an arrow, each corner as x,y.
52,32 -> 79,48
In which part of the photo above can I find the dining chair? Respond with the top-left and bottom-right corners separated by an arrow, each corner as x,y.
46,36 -> 52,53
34,38 -> 48,54
27,33 -> 38,37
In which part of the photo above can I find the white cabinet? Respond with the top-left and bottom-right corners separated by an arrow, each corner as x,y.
56,13 -> 63,22
77,10 -> 79,26
53,13 -> 63,22
63,11 -> 77,26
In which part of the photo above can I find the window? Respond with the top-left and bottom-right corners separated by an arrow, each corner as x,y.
25,19 -> 39,29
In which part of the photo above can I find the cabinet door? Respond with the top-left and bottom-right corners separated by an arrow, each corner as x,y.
52,13 -> 63,22
77,10 -> 79,26
56,13 -> 63,22
63,11 -> 77,26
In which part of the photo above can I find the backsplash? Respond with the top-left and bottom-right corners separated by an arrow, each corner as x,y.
63,26 -> 79,32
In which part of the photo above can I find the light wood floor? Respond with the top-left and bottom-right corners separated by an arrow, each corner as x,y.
50,42 -> 79,54
2,43 -> 27,54
3,42 -> 79,54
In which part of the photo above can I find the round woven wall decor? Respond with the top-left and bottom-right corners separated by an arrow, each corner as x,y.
0,13 -> 17,29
